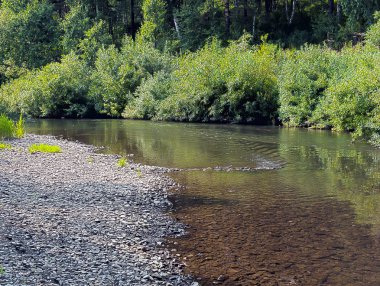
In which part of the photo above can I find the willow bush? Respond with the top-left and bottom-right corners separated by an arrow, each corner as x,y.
157,36 -> 280,123
0,53 -> 91,118
90,37 -> 174,117
278,43 -> 380,142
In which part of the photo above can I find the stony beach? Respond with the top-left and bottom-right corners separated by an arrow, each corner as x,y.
0,134 -> 195,286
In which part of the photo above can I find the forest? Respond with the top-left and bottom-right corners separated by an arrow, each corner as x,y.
0,0 -> 380,145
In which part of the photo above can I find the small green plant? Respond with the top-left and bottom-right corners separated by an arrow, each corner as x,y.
0,114 -> 15,139
28,144 -> 62,154
0,114 -> 25,139
0,265 -> 5,275
0,142 -> 11,149
136,168 -> 142,177
15,113 -> 25,138
87,156 -> 94,164
117,157 -> 128,168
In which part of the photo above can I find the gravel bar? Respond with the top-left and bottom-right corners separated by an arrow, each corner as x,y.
0,134 -> 195,286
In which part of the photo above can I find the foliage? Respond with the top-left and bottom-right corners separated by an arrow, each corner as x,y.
0,0 -> 380,145
28,143 -> 62,154
60,3 -> 92,54
138,0 -> 170,50
77,20 -> 113,65
0,0 -> 60,71
175,0 -> 224,51
278,45 -> 335,127
320,45 -> 380,138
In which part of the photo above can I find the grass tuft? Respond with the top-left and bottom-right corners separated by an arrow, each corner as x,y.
28,144 -> 62,154
0,114 -> 15,139
0,114 -> 25,139
117,157 -> 128,168
0,142 -> 11,149
15,113 -> 25,138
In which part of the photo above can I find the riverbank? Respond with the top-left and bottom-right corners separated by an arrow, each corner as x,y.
0,134 -> 194,286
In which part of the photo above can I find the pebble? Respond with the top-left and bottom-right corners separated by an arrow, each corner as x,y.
0,134 -> 193,286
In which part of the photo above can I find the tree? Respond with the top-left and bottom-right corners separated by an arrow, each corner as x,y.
0,0 -> 60,70
60,3 -> 92,54
138,0 -> 171,49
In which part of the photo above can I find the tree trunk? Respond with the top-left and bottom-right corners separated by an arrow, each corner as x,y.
244,0 -> 248,20
252,7 -> 257,38
337,1 -> 341,22
174,15 -> 181,39
265,0 -> 271,17
328,0 -> 334,15
94,0 -> 99,18
224,0 -> 231,37
285,0 -> 297,25
130,0 -> 136,40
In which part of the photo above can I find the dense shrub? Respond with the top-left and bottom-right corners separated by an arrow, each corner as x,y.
158,36 -> 280,123
90,38 -> 174,117
278,45 -> 335,127
366,12 -> 380,47
278,43 -> 380,142
123,71 -> 173,119
0,53 -> 91,118
320,45 -> 380,138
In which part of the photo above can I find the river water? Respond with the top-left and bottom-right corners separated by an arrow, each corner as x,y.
26,119 -> 380,285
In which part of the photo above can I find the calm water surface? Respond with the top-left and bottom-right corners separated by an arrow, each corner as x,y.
26,119 -> 380,285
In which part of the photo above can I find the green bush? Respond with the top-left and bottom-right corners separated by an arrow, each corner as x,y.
278,45 -> 334,127
278,42 -> 380,143
366,13 -> 380,47
117,157 -> 128,168
60,3 -> 92,54
15,113 -> 24,138
320,45 -> 380,137
90,37 -> 174,117
158,36 -> 280,123
123,71 -> 173,119
0,53 -> 91,118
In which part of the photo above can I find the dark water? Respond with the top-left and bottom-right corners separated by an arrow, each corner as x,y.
26,119 -> 380,285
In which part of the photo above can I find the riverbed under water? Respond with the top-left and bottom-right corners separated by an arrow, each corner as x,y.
26,119 -> 380,285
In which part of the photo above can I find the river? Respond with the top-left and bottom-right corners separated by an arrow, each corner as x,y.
26,119 -> 380,285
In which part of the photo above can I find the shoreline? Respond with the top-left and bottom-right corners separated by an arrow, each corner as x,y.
0,134 -> 194,285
